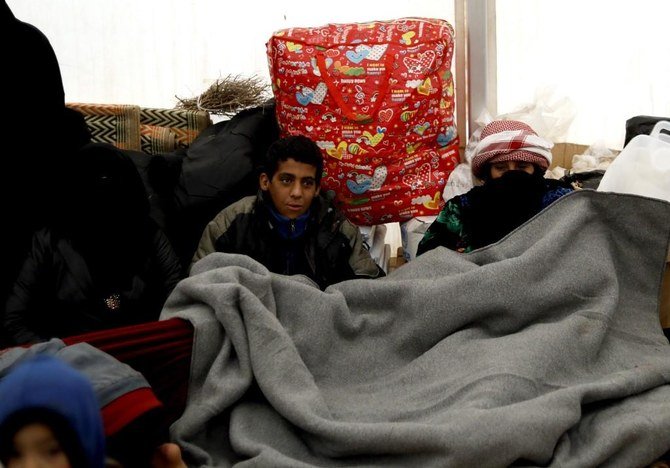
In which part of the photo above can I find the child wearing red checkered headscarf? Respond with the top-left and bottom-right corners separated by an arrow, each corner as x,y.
417,120 -> 573,255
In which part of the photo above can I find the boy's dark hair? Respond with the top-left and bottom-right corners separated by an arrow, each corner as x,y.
263,135 -> 323,185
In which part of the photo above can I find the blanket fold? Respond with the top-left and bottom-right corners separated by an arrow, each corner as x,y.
162,190 -> 670,467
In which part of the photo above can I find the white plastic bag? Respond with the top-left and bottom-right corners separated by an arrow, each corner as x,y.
571,142 -> 618,173
496,86 -> 577,142
597,121 -> 670,202
442,163 -> 475,203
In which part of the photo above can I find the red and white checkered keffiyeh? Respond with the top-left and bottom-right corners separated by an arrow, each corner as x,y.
468,120 -> 553,179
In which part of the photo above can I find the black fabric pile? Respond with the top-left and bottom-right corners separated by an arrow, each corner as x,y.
147,101 -> 280,269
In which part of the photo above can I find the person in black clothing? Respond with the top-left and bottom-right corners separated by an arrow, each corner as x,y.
3,143 -> 183,345
1,1 -> 91,327
192,135 -> 383,289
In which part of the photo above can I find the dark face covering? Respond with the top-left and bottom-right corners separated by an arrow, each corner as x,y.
57,144 -> 151,291
464,169 -> 547,250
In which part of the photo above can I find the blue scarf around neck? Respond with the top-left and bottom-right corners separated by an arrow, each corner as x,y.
267,204 -> 311,240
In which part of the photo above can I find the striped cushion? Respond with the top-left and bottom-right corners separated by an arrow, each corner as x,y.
140,124 -> 177,155
66,103 -> 212,155
140,107 -> 212,152
66,103 -> 141,150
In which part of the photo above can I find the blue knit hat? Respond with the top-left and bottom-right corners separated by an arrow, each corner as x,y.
0,354 -> 106,468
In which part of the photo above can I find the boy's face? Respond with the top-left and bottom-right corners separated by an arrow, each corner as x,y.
8,423 -> 71,468
260,158 -> 320,219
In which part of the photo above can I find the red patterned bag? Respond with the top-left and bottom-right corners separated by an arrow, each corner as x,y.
267,18 -> 459,225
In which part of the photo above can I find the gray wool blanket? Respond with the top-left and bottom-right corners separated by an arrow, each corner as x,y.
161,190 -> 670,467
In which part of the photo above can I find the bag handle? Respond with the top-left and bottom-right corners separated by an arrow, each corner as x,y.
650,120 -> 670,143
316,51 -> 394,122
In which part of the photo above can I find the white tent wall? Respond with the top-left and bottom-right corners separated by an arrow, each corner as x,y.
7,1 -> 670,150
496,0 -> 670,149
6,1 -> 455,111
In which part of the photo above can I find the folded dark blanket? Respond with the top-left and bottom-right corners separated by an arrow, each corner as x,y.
162,190 -> 670,467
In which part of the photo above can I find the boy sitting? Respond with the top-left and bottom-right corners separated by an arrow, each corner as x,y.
192,135 -> 383,289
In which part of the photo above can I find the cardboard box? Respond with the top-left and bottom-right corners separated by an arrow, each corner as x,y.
549,142 -> 589,169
